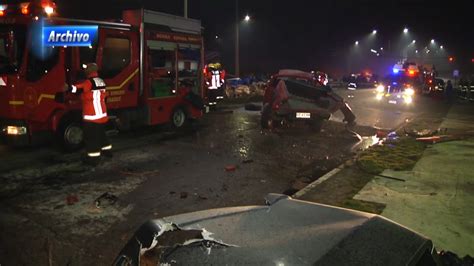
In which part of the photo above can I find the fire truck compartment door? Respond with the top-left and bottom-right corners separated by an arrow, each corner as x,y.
147,40 -> 176,51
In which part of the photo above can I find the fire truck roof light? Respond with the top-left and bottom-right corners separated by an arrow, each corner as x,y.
44,5 -> 54,15
408,70 -> 415,75
20,2 -> 30,15
0,5 -> 7,11
0,10 -> 4,16
393,68 -> 399,74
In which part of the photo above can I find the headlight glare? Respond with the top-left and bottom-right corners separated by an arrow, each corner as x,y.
405,88 -> 415,96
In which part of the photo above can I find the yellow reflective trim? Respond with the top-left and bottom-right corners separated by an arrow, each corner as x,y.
106,69 -> 139,91
8,101 -> 24,105
37,94 -> 55,104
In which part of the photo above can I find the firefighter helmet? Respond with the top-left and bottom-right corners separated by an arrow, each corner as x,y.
84,63 -> 98,77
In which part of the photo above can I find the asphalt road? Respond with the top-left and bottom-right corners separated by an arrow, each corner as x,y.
0,88 -> 451,265
332,88 -> 451,130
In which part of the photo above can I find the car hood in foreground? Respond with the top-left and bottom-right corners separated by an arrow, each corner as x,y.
114,194 -> 437,266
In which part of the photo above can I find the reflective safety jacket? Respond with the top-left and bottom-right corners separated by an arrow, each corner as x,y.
71,72 -> 108,124
205,69 -> 225,90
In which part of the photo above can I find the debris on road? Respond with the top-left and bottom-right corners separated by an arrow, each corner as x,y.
404,128 -> 448,138
224,165 -> 237,172
95,192 -> 118,208
66,195 -> 79,205
416,136 -> 442,144
376,130 -> 388,138
416,134 -> 465,144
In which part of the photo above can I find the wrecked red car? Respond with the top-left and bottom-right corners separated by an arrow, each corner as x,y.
262,70 -> 356,131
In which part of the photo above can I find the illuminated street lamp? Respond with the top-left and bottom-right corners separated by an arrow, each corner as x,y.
372,29 -> 377,34
235,0 -> 252,77
355,41 -> 359,45
403,27 -> 408,33
440,45 -> 444,49
412,40 -> 416,44
431,39 -> 435,44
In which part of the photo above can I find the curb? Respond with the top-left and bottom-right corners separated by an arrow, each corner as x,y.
292,163 -> 345,199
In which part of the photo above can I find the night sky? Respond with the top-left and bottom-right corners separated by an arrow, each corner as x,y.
57,0 -> 474,76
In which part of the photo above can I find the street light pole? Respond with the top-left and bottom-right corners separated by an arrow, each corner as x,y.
184,0 -> 188,18
235,0 -> 240,77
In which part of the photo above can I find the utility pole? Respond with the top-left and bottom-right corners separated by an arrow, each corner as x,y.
235,0 -> 240,77
184,0 -> 188,18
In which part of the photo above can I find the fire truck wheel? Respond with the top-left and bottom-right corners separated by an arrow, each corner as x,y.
171,108 -> 187,129
59,121 -> 84,151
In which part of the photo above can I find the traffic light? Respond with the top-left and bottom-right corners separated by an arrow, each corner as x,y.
448,56 -> 454,62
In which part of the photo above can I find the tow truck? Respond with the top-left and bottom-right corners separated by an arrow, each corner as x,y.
0,1 -> 207,149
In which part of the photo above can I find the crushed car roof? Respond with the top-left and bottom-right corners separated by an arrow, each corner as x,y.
277,69 -> 314,79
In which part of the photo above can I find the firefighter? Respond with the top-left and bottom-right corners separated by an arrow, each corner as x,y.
69,63 -> 112,166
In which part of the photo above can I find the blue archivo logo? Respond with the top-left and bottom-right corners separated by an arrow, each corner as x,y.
42,25 -> 98,47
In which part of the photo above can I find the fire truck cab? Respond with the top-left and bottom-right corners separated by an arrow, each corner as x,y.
0,1 -> 206,149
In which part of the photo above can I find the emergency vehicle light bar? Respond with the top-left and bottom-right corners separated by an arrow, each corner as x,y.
0,0 -> 56,16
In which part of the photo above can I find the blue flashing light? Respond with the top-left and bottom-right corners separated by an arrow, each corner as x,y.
393,68 -> 400,74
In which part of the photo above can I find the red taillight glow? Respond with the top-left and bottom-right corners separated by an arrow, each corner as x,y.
43,5 -> 54,15
39,1 -> 56,16
0,4 -> 6,16
408,70 -> 415,75
428,79 -> 433,84
20,2 -> 30,15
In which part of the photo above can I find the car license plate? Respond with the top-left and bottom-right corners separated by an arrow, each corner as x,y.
296,112 -> 311,119
389,100 -> 397,104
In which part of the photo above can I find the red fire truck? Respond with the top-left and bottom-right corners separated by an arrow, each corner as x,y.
0,1 -> 207,149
